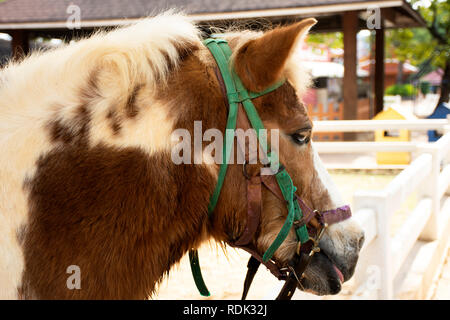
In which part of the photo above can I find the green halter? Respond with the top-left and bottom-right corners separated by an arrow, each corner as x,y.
189,38 -> 309,297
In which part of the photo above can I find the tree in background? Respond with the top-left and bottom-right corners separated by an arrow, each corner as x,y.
307,1 -> 449,107
405,0 -> 450,105
307,32 -> 343,50
386,29 -> 418,84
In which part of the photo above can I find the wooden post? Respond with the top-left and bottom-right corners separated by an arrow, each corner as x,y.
10,30 -> 29,59
419,145 -> 442,241
343,11 -> 358,140
374,27 -> 385,115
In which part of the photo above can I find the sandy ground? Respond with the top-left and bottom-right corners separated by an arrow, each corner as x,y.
431,247 -> 450,300
153,171 -> 413,300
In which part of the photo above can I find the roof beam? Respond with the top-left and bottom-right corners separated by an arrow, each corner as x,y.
0,0 -> 414,30
381,8 -> 397,27
343,10 -> 358,140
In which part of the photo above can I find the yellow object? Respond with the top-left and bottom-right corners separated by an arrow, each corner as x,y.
373,106 -> 416,165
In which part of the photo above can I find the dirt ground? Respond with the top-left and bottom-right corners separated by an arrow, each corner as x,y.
431,247 -> 450,300
153,171 -> 411,300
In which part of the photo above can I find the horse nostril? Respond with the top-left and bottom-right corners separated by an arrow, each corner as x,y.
358,233 -> 365,250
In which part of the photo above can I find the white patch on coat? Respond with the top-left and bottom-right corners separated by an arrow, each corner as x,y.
0,125 -> 54,299
89,100 -> 176,155
310,143 -> 364,262
311,143 -> 345,207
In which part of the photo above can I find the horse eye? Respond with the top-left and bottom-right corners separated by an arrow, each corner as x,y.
291,131 -> 310,145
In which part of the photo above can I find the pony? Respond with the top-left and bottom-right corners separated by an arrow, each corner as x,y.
0,12 -> 364,299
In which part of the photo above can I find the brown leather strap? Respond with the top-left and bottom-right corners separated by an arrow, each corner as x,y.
276,240 -> 314,300
241,256 -> 261,300
235,105 -> 261,164
321,205 -> 352,225
297,197 -> 352,226
231,243 -> 287,280
214,67 -> 228,103
261,174 -> 285,201
235,175 -> 262,246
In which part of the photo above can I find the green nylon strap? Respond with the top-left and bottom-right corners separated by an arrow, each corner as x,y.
294,200 -> 309,243
190,38 -> 308,297
228,82 -> 288,104
217,36 -> 309,258
262,170 -> 310,262
188,249 -> 210,297
190,38 -> 242,297
213,39 -> 270,152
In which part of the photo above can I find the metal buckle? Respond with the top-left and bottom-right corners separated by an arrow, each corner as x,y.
309,223 -> 328,256
313,209 -> 326,226
292,218 -> 305,230
295,222 -> 328,256
288,265 -> 302,284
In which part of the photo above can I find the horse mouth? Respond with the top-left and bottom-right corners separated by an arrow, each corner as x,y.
333,264 -> 345,283
296,251 -> 345,295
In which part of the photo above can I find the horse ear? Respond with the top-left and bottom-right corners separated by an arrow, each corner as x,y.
234,18 -> 317,92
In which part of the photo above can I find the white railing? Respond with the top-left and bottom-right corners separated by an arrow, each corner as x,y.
314,118 -> 450,300
314,119 -> 450,132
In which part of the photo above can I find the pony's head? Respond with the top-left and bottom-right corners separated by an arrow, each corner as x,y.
179,19 -> 366,295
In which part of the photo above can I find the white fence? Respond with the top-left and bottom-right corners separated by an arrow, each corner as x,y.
314,118 -> 450,299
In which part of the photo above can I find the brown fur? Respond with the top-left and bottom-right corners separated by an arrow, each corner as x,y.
234,18 -> 317,92
124,84 -> 142,118
21,145 -> 215,299
106,109 -> 122,135
20,43 -> 225,299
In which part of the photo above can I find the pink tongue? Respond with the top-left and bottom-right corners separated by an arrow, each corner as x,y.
333,265 -> 344,283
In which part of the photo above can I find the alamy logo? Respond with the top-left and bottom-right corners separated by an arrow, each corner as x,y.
171,121 -> 280,175
66,265 -> 81,290
66,4 -> 81,30
366,6 -> 381,30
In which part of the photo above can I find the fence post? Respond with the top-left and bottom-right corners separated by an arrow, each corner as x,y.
418,144 -> 441,241
353,190 -> 393,299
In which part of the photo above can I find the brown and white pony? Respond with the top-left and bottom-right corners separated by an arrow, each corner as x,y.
0,12 -> 364,299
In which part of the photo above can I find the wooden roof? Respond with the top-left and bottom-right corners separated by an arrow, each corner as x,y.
0,0 -> 426,34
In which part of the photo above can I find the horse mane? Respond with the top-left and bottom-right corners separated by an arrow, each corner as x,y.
0,12 -> 311,140
0,12 -> 202,138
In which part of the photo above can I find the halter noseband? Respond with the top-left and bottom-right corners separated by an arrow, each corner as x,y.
189,37 -> 351,300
